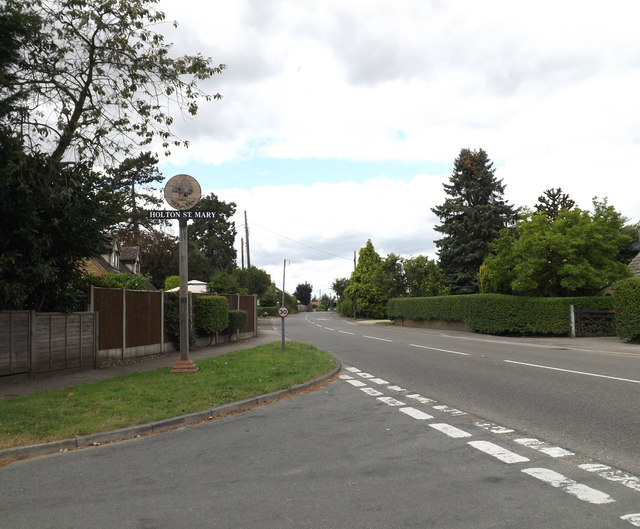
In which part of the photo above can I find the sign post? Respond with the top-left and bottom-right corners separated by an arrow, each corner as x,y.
278,306 -> 289,351
163,174 -> 201,374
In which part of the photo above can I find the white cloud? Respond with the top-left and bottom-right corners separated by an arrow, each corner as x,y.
154,0 -> 640,297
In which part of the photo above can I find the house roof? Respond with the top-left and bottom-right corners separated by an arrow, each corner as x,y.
628,253 -> 640,276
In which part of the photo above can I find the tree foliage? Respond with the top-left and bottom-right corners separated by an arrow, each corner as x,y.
403,255 -> 450,297
188,193 -> 238,275
294,282 -> 313,306
482,199 -> 632,297
535,187 -> 575,220
344,240 -> 387,318
431,148 -> 517,294
6,0 -> 224,164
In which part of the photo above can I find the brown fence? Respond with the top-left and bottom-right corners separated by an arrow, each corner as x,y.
0,311 -> 97,377
91,287 -> 257,363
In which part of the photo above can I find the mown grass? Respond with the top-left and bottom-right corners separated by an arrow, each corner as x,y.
0,342 -> 334,449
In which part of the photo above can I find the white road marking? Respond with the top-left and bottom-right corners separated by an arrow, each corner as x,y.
387,385 -> 407,392
346,379 -> 367,387
433,405 -> 467,416
504,360 -> 640,385
361,387 -> 384,397
522,468 -> 615,504
622,513 -> 640,527
345,366 -> 360,373
406,394 -> 436,404
338,374 -> 353,380
370,378 -> 389,385
409,343 -> 470,356
475,422 -> 514,434
339,330 -> 355,335
324,327 -> 335,331
429,423 -> 472,438
363,335 -> 393,342
400,407 -> 434,420
468,441 -> 530,464
579,464 -> 640,493
358,373 -> 376,379
515,438 -> 575,458
377,396 -> 406,407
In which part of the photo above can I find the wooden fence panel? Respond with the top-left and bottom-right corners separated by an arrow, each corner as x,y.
126,290 -> 162,348
93,288 -> 124,350
0,312 -> 30,376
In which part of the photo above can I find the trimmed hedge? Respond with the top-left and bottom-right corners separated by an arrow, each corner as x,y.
388,294 -> 614,336
225,310 -> 248,334
614,277 -> 640,341
194,295 -> 229,337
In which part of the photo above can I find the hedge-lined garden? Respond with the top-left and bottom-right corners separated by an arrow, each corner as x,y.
387,294 -> 616,336
614,277 -> 640,341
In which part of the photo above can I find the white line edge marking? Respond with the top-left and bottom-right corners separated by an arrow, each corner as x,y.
409,343 -> 470,356
579,464 -> 640,492
429,423 -> 472,438
363,335 -> 393,343
468,441 -> 530,464
621,513 -> 640,527
504,360 -> 640,384
377,396 -> 406,407
522,468 -> 615,504
400,407 -> 434,420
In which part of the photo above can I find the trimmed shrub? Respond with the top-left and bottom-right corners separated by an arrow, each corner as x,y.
164,293 -> 195,347
194,296 -> 229,337
388,294 -> 614,336
225,310 -> 248,335
615,277 -> 640,341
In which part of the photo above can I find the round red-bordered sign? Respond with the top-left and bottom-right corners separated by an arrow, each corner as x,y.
278,306 -> 289,318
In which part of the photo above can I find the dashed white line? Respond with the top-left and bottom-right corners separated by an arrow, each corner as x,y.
429,423 -> 472,439
346,379 -> 367,387
339,330 -> 355,335
515,438 -> 575,458
345,367 -> 360,373
406,394 -> 436,404
579,464 -> 640,493
370,378 -> 389,385
468,441 -> 530,464
358,373 -> 376,379
433,405 -> 467,416
338,374 -> 353,380
377,396 -> 406,407
504,360 -> 640,385
387,385 -> 407,392
475,421 -> 514,434
409,343 -> 470,356
361,387 -> 384,397
363,335 -> 393,342
400,407 -> 434,420
522,468 -> 615,505
622,513 -> 640,527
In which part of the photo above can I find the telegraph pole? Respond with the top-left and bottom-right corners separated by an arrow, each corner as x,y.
244,210 -> 251,268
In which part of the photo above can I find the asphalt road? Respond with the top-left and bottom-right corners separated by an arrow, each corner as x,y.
1,313 -> 639,528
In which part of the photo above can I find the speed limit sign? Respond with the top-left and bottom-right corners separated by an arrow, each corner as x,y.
278,306 -> 289,318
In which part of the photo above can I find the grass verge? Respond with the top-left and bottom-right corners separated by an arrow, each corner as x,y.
0,342 -> 335,449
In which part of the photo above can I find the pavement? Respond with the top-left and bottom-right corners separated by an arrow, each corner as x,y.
0,320 -> 341,462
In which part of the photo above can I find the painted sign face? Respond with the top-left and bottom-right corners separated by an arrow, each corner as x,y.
164,174 -> 201,210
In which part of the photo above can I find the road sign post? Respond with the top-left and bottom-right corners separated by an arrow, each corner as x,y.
278,306 -> 289,351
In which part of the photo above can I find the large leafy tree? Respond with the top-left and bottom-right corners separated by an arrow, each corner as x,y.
6,0 -> 224,164
188,193 -> 238,275
403,255 -> 450,297
432,148 -> 517,294
481,199 -> 631,297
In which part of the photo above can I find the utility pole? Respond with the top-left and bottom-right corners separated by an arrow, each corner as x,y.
244,210 -> 251,269
241,237 -> 245,270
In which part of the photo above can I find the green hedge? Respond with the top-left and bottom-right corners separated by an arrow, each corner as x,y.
388,294 -> 614,336
614,277 -> 640,341
194,296 -> 229,337
225,310 -> 248,334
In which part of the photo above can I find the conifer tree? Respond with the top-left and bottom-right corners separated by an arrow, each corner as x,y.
431,148 -> 516,294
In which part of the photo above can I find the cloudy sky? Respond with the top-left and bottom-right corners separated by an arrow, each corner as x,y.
155,0 -> 640,297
